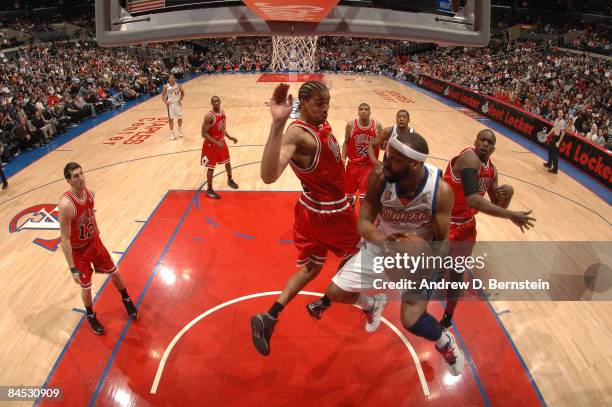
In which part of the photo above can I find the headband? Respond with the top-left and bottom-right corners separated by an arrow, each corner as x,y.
388,135 -> 428,162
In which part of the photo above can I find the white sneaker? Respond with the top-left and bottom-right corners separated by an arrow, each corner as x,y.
436,329 -> 465,376
363,294 -> 387,333
169,133 -> 176,141
178,129 -> 184,138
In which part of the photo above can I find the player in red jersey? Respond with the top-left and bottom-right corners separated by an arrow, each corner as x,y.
201,96 -> 239,199
342,103 -> 382,205
440,129 -> 536,328
250,81 -> 361,356
58,162 -> 138,335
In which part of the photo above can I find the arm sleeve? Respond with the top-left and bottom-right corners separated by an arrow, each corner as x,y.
460,168 -> 479,197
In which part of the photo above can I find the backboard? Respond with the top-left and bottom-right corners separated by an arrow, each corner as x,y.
96,0 -> 490,47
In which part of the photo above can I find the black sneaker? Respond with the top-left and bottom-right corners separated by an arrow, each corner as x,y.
306,298 -> 330,320
87,313 -> 105,335
1,182 -> 7,190
122,297 -> 139,320
543,163 -> 551,169
439,314 -> 453,329
227,179 -> 239,189
206,189 -> 220,199
548,168 -> 558,174
250,313 -> 277,356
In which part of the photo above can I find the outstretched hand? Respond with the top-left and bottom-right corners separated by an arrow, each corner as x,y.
510,210 -> 536,233
269,83 -> 293,123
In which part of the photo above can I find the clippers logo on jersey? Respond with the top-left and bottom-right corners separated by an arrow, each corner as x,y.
381,207 -> 432,224
9,204 -> 61,251
328,134 -> 341,162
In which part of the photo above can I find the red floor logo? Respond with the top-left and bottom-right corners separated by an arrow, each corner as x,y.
9,204 -> 61,251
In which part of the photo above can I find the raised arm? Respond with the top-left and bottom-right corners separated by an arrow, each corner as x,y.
261,84 -> 297,184
368,126 -> 390,165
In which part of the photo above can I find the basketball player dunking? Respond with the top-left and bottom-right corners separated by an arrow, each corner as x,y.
368,109 -> 414,163
308,132 -> 465,376
161,74 -> 185,140
58,162 -> 138,335
343,103 -> 382,205
250,81 -> 361,356
201,96 -> 239,199
440,129 -> 536,328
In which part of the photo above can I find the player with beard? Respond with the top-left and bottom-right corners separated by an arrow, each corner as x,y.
307,131 -> 465,376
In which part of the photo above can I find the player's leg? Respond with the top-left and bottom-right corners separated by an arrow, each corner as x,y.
202,143 -> 220,198
441,219 -> 476,328
356,166 -> 370,205
307,247 -> 387,332
206,168 -> 218,198
168,117 -> 175,140
225,163 -> 238,189
251,260 -> 324,356
94,237 -> 138,319
402,299 -> 464,376
219,145 -> 238,189
345,162 -> 358,207
177,110 -> 183,137
73,254 -> 104,334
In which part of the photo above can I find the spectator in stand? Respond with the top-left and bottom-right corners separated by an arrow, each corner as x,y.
586,123 -> 598,142
595,129 -> 606,147
13,115 -> 42,151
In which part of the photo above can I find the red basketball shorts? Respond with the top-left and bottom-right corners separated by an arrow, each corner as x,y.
72,235 -> 117,288
293,201 -> 360,268
345,161 -> 372,198
449,217 -> 477,258
201,141 -> 230,169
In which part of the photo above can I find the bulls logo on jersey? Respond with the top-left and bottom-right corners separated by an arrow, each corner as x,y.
478,177 -> 493,194
9,204 -> 61,251
216,119 -> 226,132
328,134 -> 341,162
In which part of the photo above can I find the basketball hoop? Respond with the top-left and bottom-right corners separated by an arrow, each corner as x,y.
270,36 -> 318,72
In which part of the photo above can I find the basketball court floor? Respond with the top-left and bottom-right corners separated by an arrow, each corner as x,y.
0,73 -> 610,406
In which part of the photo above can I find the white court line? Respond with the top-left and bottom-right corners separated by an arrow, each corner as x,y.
149,291 -> 430,397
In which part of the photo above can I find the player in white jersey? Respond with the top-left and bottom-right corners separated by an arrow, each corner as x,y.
161,74 -> 185,140
307,131 -> 465,376
368,109 -> 414,164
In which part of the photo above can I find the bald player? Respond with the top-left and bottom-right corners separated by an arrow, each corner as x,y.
440,129 -> 536,328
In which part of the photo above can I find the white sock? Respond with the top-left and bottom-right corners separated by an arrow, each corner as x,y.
355,294 -> 375,311
436,330 -> 451,349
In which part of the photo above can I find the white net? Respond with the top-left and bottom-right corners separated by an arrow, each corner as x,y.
270,36 -> 319,72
